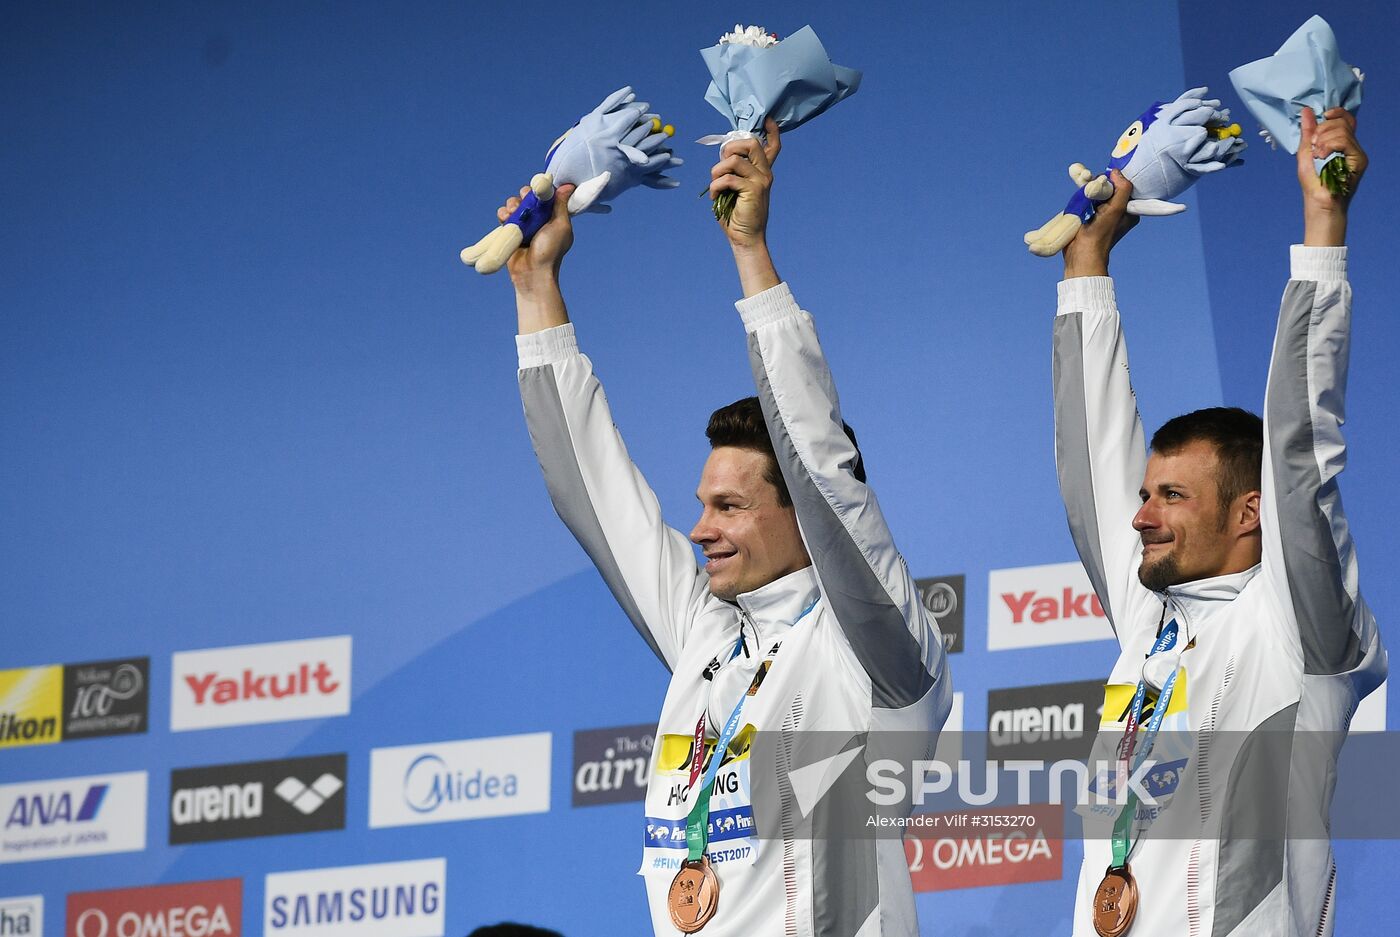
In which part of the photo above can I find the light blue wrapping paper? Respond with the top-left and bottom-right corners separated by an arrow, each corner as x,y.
1229,15 -> 1361,169
700,26 -> 861,134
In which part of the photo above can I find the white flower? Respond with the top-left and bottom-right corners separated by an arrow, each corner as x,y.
719,24 -> 778,48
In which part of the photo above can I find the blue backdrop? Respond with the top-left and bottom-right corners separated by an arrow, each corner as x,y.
3,1 -> 1397,934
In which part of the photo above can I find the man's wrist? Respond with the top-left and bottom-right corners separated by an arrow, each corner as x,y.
1063,252 -> 1110,279
1303,209 -> 1347,247
731,240 -> 780,298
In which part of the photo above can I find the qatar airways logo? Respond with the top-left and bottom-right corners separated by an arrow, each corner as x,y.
66,879 -> 241,937
987,563 -> 1114,651
171,637 -> 351,731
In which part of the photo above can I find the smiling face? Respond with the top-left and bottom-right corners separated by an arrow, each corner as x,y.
689,446 -> 811,602
1133,440 -> 1260,592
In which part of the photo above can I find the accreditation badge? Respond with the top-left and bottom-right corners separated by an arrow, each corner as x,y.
640,728 -> 760,877
1077,671 -> 1192,826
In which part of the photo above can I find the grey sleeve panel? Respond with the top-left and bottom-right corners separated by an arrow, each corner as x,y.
519,365 -> 670,671
810,746 -> 882,937
747,334 -> 938,711
1053,312 -> 1114,623
1264,281 -> 1362,676
1211,704 -> 1297,937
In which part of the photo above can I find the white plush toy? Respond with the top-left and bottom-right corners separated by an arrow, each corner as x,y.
1025,87 -> 1246,257
461,87 -> 681,274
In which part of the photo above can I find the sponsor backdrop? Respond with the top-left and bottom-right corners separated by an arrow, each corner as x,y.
3,1 -> 1398,935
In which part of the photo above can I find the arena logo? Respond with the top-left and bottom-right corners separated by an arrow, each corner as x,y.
915,575 -> 965,654
170,637 -> 351,732
986,680 -> 1104,761
572,723 -> 654,807
169,755 -> 346,844
0,665 -> 63,749
66,879 -> 241,937
264,858 -> 445,937
986,562 -> 1114,650
63,658 -> 150,741
0,772 -> 146,864
0,895 -> 42,935
905,804 -> 1063,891
369,733 -> 550,828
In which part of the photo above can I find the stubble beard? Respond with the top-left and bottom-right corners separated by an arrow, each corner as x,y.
1138,550 -> 1181,594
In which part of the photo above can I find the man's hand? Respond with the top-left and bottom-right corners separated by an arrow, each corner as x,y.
500,182 -> 575,334
1299,108 -> 1365,247
710,118 -> 783,297
1062,170 -> 1138,279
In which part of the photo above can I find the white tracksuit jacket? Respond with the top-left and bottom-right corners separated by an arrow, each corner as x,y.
517,283 -> 951,936
1053,246 -> 1386,936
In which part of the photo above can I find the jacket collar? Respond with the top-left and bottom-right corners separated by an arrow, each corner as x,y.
735,565 -> 820,631
1160,564 -> 1260,637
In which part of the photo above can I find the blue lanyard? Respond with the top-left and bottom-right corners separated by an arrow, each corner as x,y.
684,597 -> 818,860
1111,617 -> 1181,867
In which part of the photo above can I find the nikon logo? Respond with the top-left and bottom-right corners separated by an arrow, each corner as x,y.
0,713 -> 56,744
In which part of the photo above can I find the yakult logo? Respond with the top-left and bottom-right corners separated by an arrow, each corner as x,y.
987,562 -> 1114,650
67,879 -> 241,937
171,637 -> 351,731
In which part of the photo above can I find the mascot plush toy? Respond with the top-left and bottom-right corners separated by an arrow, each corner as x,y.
461,87 -> 682,274
1024,87 -> 1246,257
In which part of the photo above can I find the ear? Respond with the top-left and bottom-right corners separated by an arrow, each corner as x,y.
1235,490 -> 1262,536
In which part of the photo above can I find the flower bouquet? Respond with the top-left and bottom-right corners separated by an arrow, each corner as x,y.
698,25 -> 861,223
1229,16 -> 1363,197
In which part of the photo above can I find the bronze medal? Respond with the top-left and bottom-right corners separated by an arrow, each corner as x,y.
1093,864 -> 1138,937
667,857 -> 719,933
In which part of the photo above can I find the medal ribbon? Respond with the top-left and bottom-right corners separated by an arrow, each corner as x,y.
684,598 -> 818,862
1110,618 -> 1180,870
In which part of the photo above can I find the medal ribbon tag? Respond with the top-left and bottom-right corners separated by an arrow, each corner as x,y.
683,599 -> 817,862
1110,618 -> 1181,870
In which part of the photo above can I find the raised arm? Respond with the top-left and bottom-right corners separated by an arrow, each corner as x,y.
1051,175 -> 1154,641
709,126 -> 946,710
503,185 -> 709,671
1260,109 -> 1381,681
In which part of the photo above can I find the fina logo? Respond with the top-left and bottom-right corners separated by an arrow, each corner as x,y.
403,754 -> 519,814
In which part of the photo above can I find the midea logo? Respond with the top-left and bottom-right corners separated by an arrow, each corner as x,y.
403,753 -> 520,813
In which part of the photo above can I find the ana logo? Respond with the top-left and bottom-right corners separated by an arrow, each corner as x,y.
264,858 -> 445,937
169,755 -> 346,845
986,680 -> 1104,761
66,879 -> 241,937
987,563 -> 1114,650
0,772 -> 146,864
0,666 -> 63,749
916,575 -> 966,654
5,784 -> 107,829
62,658 -> 150,740
0,895 -> 42,936
905,804 -> 1064,891
572,723 -> 654,807
369,734 -> 550,828
170,637 -> 351,732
